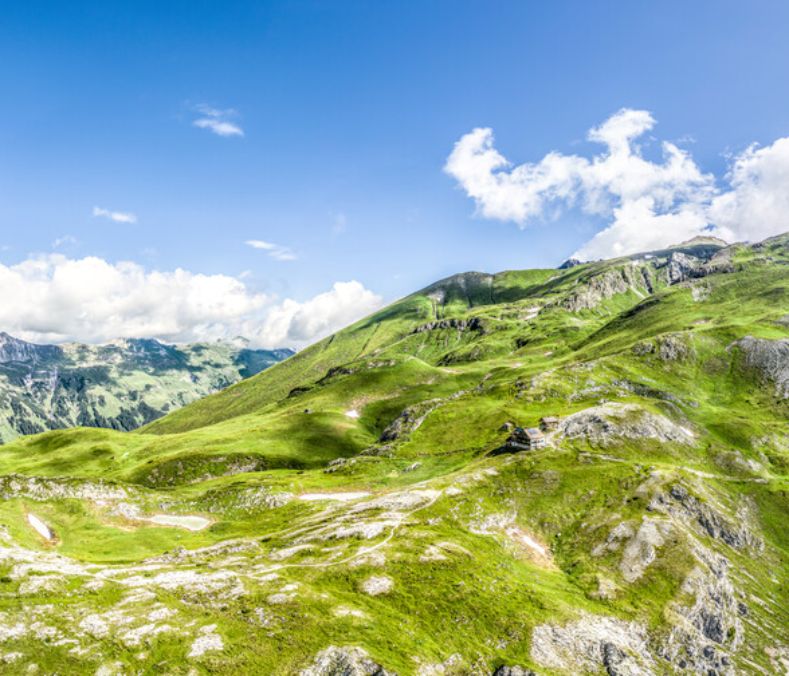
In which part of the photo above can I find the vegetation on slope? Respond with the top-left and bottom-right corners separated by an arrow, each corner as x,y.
0,235 -> 786,674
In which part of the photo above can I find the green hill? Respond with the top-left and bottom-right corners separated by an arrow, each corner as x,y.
0,235 -> 786,674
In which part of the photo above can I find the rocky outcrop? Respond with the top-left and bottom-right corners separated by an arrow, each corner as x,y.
531,613 -> 655,675
491,667 -> 535,676
412,317 -> 486,334
665,252 -> 705,284
592,517 -> 673,583
660,548 -> 742,675
662,485 -> 762,551
379,399 -> 443,442
560,403 -> 694,446
378,390 -> 469,443
562,265 -> 648,312
729,336 -> 789,398
657,334 -> 695,362
300,646 -> 392,676
632,334 -> 696,362
0,475 -> 132,502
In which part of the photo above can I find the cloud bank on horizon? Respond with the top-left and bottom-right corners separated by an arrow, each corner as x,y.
445,108 -> 789,260
0,254 -> 382,350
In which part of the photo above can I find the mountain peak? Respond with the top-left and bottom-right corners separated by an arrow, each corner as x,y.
671,235 -> 728,249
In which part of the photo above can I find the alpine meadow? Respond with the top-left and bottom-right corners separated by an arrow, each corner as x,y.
0,3 -> 788,675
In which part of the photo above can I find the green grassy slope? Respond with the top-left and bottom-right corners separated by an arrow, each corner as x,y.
0,235 -> 786,674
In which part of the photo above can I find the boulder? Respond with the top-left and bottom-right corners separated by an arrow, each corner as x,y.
300,646 -> 392,676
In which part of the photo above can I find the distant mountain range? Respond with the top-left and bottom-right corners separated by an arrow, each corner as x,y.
0,332 -> 293,442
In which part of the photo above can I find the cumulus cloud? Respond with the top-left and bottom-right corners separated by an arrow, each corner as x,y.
245,239 -> 297,261
445,109 -> 789,259
93,206 -> 137,224
192,104 -> 244,137
0,254 -> 381,349
245,281 -> 383,349
708,137 -> 789,243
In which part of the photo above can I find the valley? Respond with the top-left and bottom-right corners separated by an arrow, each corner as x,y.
0,335 -> 293,442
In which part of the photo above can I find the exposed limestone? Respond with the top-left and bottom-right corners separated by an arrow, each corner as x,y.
379,399 -> 444,442
188,624 -> 224,658
729,336 -> 789,398
531,613 -> 655,675
661,548 -> 741,675
592,523 -> 634,555
690,282 -> 711,302
360,575 -> 393,596
618,518 -> 672,582
661,485 -> 762,551
560,403 -> 694,445
592,518 -> 673,582
300,646 -> 392,676
412,317 -> 486,334
665,252 -> 704,284
562,264 -> 648,312
657,334 -> 694,362
0,475 -> 131,502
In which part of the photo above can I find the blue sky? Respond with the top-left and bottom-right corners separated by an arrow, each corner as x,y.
1,1 -> 788,347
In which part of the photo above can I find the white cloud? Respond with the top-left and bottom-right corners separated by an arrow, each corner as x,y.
0,254 -> 380,349
93,206 -> 137,224
245,239 -> 297,261
246,281 -> 383,349
708,137 -> 789,243
445,109 -> 789,260
52,235 -> 78,249
192,104 -> 244,137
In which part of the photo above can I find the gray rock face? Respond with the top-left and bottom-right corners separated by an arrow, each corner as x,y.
666,485 -> 762,551
531,613 -> 655,675
657,334 -> 694,362
665,252 -> 704,284
558,257 -> 582,269
661,548 -> 741,675
300,646 -> 392,676
729,336 -> 789,398
379,399 -> 443,442
412,317 -> 486,334
562,265 -> 649,312
378,389 -> 468,443
560,403 -> 694,446
592,518 -> 672,583
618,518 -> 672,583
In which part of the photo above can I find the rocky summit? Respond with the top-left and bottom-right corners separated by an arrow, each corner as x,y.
0,235 -> 786,674
0,334 -> 293,442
